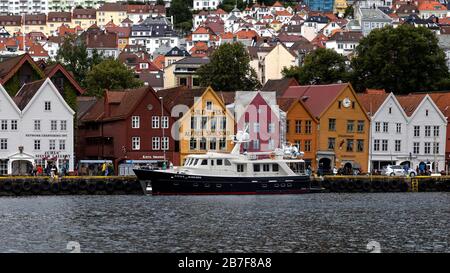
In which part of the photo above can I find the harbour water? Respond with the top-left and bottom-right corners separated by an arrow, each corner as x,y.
0,193 -> 449,253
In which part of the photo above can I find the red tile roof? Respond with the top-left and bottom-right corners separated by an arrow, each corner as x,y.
418,1 -> 446,11
282,83 -> 349,118
396,94 -> 426,116
357,91 -> 390,115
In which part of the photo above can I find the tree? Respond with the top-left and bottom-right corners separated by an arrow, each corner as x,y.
85,59 -> 144,97
351,25 -> 450,94
282,48 -> 349,85
55,35 -> 103,88
155,0 -> 165,5
168,0 -> 193,32
218,0 -> 246,12
344,5 -> 354,18
197,43 -> 261,91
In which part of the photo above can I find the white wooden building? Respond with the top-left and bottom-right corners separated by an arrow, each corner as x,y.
0,78 -> 75,175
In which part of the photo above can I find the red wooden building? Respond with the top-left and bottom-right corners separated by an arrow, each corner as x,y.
77,86 -> 179,175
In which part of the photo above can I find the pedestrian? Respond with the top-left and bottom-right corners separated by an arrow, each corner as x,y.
102,161 -> 107,176
333,166 -> 338,175
37,165 -> 43,176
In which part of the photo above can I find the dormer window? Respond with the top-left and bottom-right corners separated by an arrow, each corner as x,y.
426,109 -> 429,116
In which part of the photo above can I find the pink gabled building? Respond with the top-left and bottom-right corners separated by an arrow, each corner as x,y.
234,91 -> 281,153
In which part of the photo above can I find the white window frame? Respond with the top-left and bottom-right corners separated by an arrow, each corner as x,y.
132,116 -> 140,129
152,137 -> 160,150
152,116 -> 160,128
132,137 -> 141,150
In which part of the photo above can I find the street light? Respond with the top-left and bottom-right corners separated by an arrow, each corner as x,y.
159,96 -> 167,170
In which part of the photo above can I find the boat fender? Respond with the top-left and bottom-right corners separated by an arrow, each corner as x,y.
23,180 -> 32,192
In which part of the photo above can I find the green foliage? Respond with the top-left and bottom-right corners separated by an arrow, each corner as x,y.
197,43 -> 261,91
4,74 -> 21,97
351,25 -> 450,94
55,35 -> 104,88
344,5 -> 354,18
168,0 -> 193,32
85,59 -> 144,97
155,0 -> 165,5
283,48 -> 349,85
219,0 -> 246,12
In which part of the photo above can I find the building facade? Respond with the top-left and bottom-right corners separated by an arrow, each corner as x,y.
283,83 -> 370,174
0,78 -> 75,175
77,86 -> 179,175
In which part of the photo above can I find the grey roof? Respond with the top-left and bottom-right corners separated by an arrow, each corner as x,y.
139,71 -> 164,89
358,8 -> 392,21
305,15 -> 329,24
174,57 -> 210,65
438,34 -> 450,49
165,46 -> 190,57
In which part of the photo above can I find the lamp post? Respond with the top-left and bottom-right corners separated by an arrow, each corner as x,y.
160,96 -> 166,170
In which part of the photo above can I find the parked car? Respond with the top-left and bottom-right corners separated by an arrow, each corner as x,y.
382,165 -> 416,177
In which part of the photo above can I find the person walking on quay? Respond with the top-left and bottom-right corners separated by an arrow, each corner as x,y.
102,161 -> 107,176
37,165 -> 43,176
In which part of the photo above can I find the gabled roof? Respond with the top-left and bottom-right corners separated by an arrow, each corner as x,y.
396,94 -> 426,116
13,78 -> 41,109
14,78 -> 75,115
43,63 -> 85,95
82,86 -> 159,122
157,86 -> 207,110
0,53 -> 44,84
261,78 -> 299,96
357,89 -> 390,116
77,96 -> 98,119
429,92 -> 450,118
282,83 -> 350,118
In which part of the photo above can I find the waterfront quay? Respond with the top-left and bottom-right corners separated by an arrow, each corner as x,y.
1,175 -> 450,196
0,176 -> 141,196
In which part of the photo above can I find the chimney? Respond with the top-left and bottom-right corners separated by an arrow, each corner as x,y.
104,90 -> 110,117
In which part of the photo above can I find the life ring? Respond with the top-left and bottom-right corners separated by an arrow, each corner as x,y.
79,179 -> 88,190
354,180 -> 363,190
23,180 -> 32,192
50,182 -> 59,193
96,180 -> 106,191
372,180 -> 382,190
60,180 -> 69,191
390,180 -> 400,190
124,181 -> 133,192
106,181 -> 115,193
12,181 -> 23,195
69,181 -> 79,194
115,180 -> 125,191
321,179 -> 331,189
31,182 -> 41,194
41,180 -> 51,191
3,180 -> 12,191
87,182 -> 97,194
381,180 -> 390,192
346,180 -> 355,191
362,180 -> 371,192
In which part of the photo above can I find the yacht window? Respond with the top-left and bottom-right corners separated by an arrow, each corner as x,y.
262,183 -> 268,188
201,159 -> 208,165
237,164 -> 244,172
217,159 -> 223,165
211,160 -> 214,166
194,159 -> 199,165
254,164 -> 260,172
272,164 -> 279,172
225,160 -> 231,166
263,164 -> 270,172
